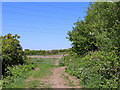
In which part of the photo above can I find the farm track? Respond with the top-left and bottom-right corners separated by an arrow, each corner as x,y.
27,54 -> 68,58
44,66 -> 81,88
26,55 -> 81,88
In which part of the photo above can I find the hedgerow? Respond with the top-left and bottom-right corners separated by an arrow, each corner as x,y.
65,51 -> 119,88
66,2 -> 120,88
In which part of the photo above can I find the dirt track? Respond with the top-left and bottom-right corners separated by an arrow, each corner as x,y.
27,54 -> 68,59
48,66 -> 81,88
26,55 -> 81,88
37,60 -> 80,88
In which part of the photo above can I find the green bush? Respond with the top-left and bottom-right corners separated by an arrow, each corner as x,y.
2,33 -> 24,76
59,59 -> 65,66
67,2 -> 120,57
2,63 -> 37,88
66,2 -> 120,88
66,51 -> 119,88
59,55 -> 71,66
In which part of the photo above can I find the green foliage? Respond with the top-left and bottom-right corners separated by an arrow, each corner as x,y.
0,80 -> 2,90
2,63 -> 37,88
24,49 -> 69,55
65,51 -> 119,88
7,64 -> 36,77
67,2 -> 120,57
66,2 -> 120,88
59,55 -> 71,66
2,33 -> 24,75
59,59 -> 65,66
27,80 -> 40,88
2,58 -> 56,88
67,20 -> 98,56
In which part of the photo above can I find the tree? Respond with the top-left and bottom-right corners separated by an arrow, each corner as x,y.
66,2 -> 120,87
67,2 -> 120,57
2,33 -> 24,75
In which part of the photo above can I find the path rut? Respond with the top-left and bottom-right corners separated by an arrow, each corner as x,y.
37,60 -> 81,88
26,59 -> 81,88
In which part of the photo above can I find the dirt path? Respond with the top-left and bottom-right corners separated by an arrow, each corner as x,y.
27,54 -> 68,59
26,59 -> 81,88
37,60 -> 81,88
48,66 -> 81,88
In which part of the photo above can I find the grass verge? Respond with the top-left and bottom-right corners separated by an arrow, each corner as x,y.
2,58 -> 58,88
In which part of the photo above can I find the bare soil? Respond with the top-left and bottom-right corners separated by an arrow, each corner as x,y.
27,54 -> 68,59
47,66 -> 81,88
26,58 -> 81,88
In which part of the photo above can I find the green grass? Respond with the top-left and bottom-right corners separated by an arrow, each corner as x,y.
30,63 -> 53,79
30,58 -> 57,65
62,73 -> 76,87
26,80 -> 51,88
26,52 -> 69,56
27,80 -> 40,88
2,58 -> 58,88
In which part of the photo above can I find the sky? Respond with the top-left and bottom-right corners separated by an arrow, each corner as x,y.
2,2 -> 90,50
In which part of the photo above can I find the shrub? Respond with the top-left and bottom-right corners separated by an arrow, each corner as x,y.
2,63 -> 37,88
66,51 -> 119,88
66,2 -> 120,88
2,33 -> 24,76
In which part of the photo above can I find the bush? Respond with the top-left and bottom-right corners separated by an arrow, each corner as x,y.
66,51 -> 119,88
67,2 -> 120,57
59,59 -> 65,66
2,63 -> 37,88
59,55 -> 71,66
2,33 -> 24,76
66,2 -> 120,88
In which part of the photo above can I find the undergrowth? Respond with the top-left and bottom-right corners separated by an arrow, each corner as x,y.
2,58 -> 57,88
60,51 -> 119,88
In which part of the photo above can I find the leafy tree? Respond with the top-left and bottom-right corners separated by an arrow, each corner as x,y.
84,2 -> 120,53
2,33 -> 24,76
67,20 -> 98,56
67,2 -> 120,57
66,2 -> 120,88
25,49 -> 29,51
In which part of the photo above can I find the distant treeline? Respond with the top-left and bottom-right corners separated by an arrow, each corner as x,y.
24,49 -> 69,55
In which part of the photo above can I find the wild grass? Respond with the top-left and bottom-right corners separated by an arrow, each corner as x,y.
2,58 -> 58,88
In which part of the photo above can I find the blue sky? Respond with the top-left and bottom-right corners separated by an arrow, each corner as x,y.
2,2 -> 90,50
